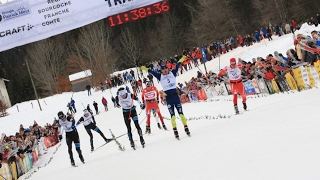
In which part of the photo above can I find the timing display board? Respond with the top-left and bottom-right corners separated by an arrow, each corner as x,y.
108,0 -> 169,26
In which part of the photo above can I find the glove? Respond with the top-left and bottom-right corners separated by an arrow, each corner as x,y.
140,66 -> 149,72
58,135 -> 63,141
71,125 -> 76,130
178,55 -> 187,63
140,103 -> 146,110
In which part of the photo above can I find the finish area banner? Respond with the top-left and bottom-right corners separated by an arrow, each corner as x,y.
0,0 -> 162,52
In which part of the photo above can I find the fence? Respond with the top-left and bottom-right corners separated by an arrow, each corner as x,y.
180,61 -> 320,103
0,135 -> 59,180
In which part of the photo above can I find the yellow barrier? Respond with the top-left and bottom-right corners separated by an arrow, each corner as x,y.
292,66 -> 305,89
285,73 -> 298,90
271,79 -> 280,93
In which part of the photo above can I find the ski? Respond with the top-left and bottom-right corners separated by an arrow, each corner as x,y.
91,139 -> 113,152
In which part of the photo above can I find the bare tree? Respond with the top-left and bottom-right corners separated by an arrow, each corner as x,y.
71,20 -> 118,86
26,36 -> 66,95
119,27 -> 144,67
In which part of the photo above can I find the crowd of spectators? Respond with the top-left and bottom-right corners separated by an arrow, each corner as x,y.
0,120 -> 60,165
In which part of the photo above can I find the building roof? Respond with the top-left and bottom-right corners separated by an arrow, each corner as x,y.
69,69 -> 92,82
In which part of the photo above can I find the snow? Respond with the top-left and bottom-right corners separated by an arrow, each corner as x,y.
1,24 -> 320,180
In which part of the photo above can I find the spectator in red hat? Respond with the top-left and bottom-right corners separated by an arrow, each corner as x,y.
217,58 -> 247,114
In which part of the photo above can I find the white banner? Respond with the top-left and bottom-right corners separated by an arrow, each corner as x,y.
310,67 -> 320,86
300,66 -> 310,87
0,0 -> 163,52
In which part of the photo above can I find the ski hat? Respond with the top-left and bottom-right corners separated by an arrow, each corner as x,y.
230,58 -> 236,64
83,109 -> 90,115
118,89 -> 127,97
294,39 -> 299,45
160,63 -> 167,69
57,111 -> 65,119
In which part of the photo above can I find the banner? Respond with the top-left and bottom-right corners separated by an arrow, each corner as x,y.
314,60 -> 320,77
305,67 -> 315,88
300,66 -> 311,88
271,79 -> 280,93
284,72 -> 298,90
0,0 -> 163,52
243,80 -> 256,95
292,67 -> 305,89
310,67 -> 320,86
257,78 -> 268,94
201,46 -> 207,63
251,79 -> 260,93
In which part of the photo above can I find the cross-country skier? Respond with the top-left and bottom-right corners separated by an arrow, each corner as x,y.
76,109 -> 112,152
141,81 -> 167,134
57,111 -> 84,166
115,87 -> 146,149
140,55 -> 190,139
218,58 -> 247,114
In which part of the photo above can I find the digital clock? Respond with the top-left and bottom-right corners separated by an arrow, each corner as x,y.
108,0 -> 170,27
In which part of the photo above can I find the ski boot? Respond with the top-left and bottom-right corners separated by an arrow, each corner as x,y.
157,123 -> 161,129
162,123 -> 167,130
105,138 -> 113,143
243,102 -> 247,111
173,128 -> 179,140
80,155 -> 85,164
140,136 -> 145,148
234,105 -> 240,114
184,125 -> 190,136
130,140 -> 135,150
91,146 -> 94,152
70,159 -> 75,166
145,126 -> 151,134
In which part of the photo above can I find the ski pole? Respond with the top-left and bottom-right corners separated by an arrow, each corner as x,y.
113,116 -> 147,140
132,115 -> 147,133
195,63 -> 220,96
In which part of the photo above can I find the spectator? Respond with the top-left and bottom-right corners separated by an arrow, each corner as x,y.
99,82 -> 104,92
102,97 -> 108,111
67,102 -> 75,114
93,101 -> 99,115
70,98 -> 76,113
86,83 -> 91,96
111,96 -> 116,107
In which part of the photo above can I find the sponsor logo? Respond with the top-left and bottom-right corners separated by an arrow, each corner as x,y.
0,23 -> 33,38
1,6 -> 31,21
105,0 -> 144,8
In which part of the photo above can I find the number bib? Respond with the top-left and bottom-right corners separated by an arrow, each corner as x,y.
160,72 -> 176,91
118,93 -> 133,109
227,66 -> 241,80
